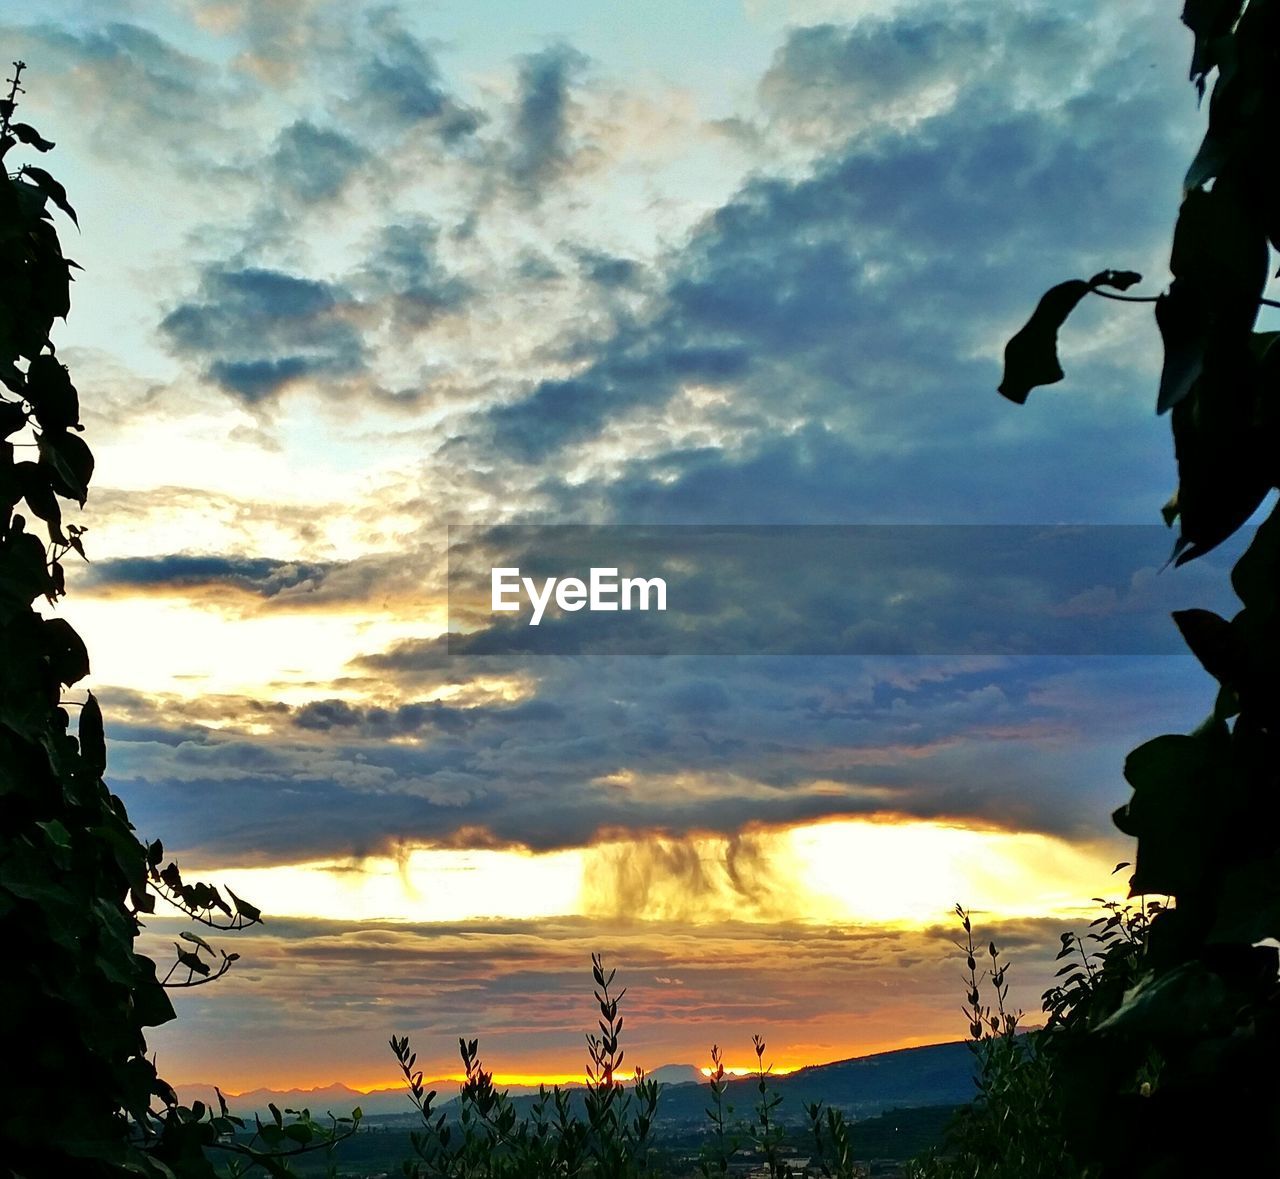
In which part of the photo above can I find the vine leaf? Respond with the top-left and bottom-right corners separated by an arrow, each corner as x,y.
25,355 -> 80,431
180,931 -> 213,954
0,399 -> 25,438
20,164 -> 78,226
40,616 -> 90,686
1182,0 -> 1246,97
38,429 -> 94,506
174,943 -> 211,976
1155,282 -> 1205,413
1172,608 -> 1237,687
998,270 -> 1142,404
79,689 -> 107,777
9,123 -> 54,152
227,887 -> 262,924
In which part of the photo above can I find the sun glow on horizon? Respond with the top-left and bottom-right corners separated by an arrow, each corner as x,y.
178,815 -> 1121,929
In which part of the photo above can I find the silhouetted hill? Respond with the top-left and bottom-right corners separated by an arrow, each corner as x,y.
644,1040 -> 976,1125
174,1040 -> 975,1127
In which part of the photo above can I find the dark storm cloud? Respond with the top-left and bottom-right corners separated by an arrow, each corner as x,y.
291,697 -> 493,736
506,43 -> 590,203
160,266 -> 366,402
757,17 -> 997,139
104,653 -> 1215,865
486,345 -> 750,461
580,423 -> 1167,526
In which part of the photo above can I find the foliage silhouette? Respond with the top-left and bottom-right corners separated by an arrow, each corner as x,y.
997,5 -> 1280,1173
393,955 -> 868,1178
906,908 -> 1070,1179
0,66 -> 355,1176
393,954 -> 663,1178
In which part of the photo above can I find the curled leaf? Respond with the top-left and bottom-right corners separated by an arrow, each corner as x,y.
10,123 -> 54,152
999,271 -> 1142,404
999,280 -> 1091,404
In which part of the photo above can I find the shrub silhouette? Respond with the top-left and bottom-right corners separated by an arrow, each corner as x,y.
392,955 -> 868,1178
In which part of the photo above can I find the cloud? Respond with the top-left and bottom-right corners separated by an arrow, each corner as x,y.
160,266 -> 366,401
468,1 -> 1188,508
98,650 -> 1211,869
291,697 -> 493,736
0,19 -> 245,165
581,831 -> 797,924
575,248 -> 644,289
506,43 -> 591,203
85,554 -> 333,597
352,219 -> 474,331
267,120 -> 367,201
144,909 -> 1078,1088
351,7 -> 483,140
441,523 -> 1236,655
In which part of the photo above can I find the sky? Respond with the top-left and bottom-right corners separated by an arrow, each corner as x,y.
6,0 -> 1265,1093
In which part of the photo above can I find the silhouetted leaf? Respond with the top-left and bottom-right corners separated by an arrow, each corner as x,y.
20,164 -> 77,226
998,280 -> 1091,404
25,354 -> 79,430
0,529 -> 52,609
1096,961 -> 1230,1036
1169,371 -> 1270,564
1115,729 -> 1226,896
14,461 -> 62,540
226,887 -> 262,923
1155,283 -> 1205,413
174,944 -> 210,975
1172,608 -> 1237,687
79,690 -> 106,777
0,400 -> 25,438
1171,184 -> 1269,302
999,271 -> 1141,404
40,616 -> 90,686
1230,496 -> 1280,617
38,429 -> 93,506
10,123 -> 54,151
1182,0 -> 1246,95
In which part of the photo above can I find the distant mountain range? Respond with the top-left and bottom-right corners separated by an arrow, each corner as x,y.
173,1041 -> 976,1125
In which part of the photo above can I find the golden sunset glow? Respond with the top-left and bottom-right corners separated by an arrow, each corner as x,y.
183,817 -> 1117,929
191,847 -> 586,923
56,596 -> 441,701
